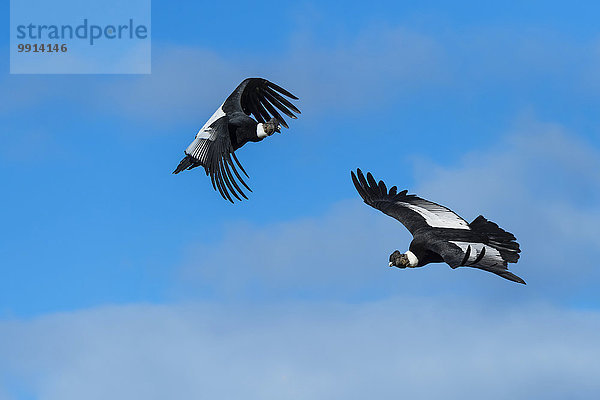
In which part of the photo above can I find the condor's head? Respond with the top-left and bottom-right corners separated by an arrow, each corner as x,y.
389,250 -> 418,269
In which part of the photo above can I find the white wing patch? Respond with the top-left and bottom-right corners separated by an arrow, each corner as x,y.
450,241 -> 503,267
399,201 -> 470,230
185,105 -> 226,159
195,105 -> 226,140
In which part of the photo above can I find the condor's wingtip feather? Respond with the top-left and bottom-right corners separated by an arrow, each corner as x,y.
357,170 -> 371,197
352,169 -> 400,202
224,158 -> 248,200
266,81 -> 299,100
266,88 -> 301,114
212,169 -> 231,203
366,172 -> 378,192
378,180 -> 387,197
350,170 -> 360,190
351,170 -> 368,202
219,159 -> 241,202
352,169 -> 377,204
231,152 -> 249,179
263,89 -> 300,117
390,188 -> 409,202
217,168 -> 234,203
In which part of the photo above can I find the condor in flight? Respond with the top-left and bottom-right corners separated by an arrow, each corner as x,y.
351,169 -> 524,284
174,78 -> 300,202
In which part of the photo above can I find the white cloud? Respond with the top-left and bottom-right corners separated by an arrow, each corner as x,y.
1,300 -> 599,400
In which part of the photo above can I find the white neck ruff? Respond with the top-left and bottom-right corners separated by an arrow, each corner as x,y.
404,250 -> 419,267
256,123 -> 268,139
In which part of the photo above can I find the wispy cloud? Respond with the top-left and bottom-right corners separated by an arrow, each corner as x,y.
97,46 -> 244,123
4,25 -> 600,125
94,28 -> 445,123
176,200 -> 405,301
1,300 -> 599,400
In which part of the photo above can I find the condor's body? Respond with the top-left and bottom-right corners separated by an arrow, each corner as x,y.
174,78 -> 301,203
351,169 -> 524,284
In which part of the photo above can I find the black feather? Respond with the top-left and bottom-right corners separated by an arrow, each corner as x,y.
471,246 -> 486,265
265,88 -> 301,113
266,81 -> 299,100
460,245 -> 471,266
263,90 -> 297,118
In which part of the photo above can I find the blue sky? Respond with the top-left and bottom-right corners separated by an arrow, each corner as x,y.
2,1 -> 600,399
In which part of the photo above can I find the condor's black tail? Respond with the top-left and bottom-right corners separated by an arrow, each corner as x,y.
470,215 -> 521,263
173,155 -> 199,174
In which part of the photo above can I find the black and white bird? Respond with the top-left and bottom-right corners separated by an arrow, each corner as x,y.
351,169 -> 524,284
174,78 -> 300,202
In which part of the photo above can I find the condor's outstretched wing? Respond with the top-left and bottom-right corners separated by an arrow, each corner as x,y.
222,78 -> 300,128
177,117 -> 251,203
351,169 -> 470,236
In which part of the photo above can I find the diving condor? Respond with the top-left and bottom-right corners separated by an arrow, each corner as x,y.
174,78 -> 300,202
